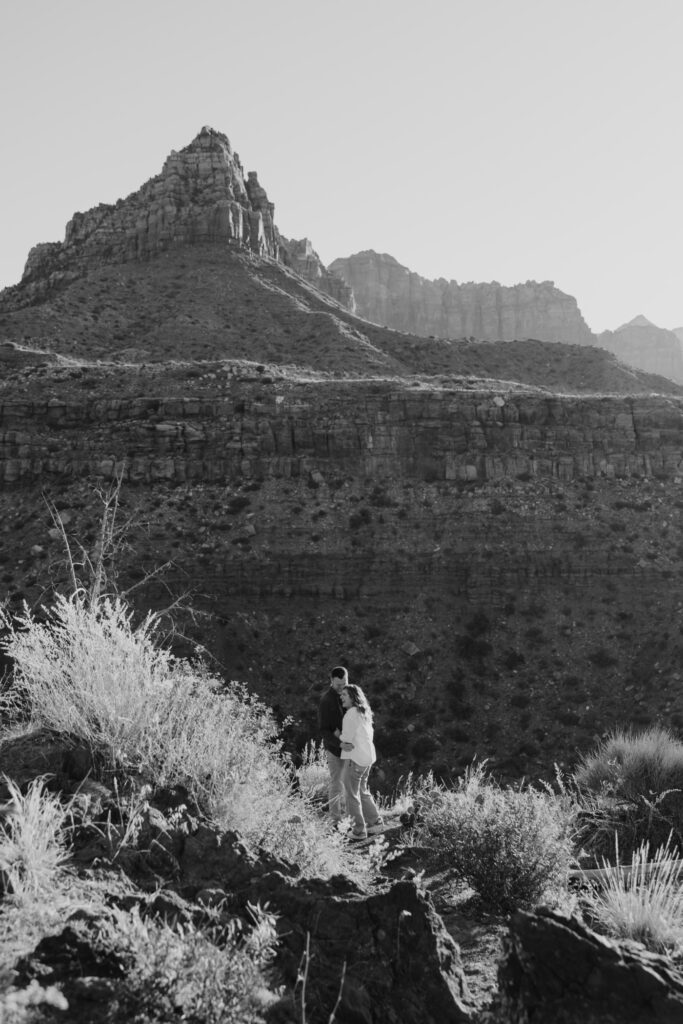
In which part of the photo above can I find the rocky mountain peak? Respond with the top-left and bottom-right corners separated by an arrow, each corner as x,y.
617,314 -> 657,330
0,126 -> 352,313
598,315 -> 683,383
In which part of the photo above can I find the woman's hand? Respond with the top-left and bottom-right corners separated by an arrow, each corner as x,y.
340,741 -> 354,752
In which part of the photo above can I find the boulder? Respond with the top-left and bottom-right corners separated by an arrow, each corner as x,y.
497,906 -> 683,1023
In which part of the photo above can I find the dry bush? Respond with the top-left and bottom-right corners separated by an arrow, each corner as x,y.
0,595 -> 357,880
414,763 -> 575,912
296,741 -> 329,804
86,904 -> 279,1024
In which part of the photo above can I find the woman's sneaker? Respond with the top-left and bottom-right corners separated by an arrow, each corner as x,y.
350,829 -> 368,841
366,819 -> 385,834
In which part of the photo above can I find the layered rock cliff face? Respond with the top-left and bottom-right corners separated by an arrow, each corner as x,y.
598,315 -> 683,384
5,127 -> 279,309
280,237 -> 355,310
329,251 -> 595,346
1,366 -> 683,781
1,377 -> 682,488
1,127 -> 351,313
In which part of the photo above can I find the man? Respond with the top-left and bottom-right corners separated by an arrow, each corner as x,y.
318,665 -> 347,824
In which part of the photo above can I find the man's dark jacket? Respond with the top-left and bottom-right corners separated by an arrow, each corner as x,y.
318,687 -> 343,757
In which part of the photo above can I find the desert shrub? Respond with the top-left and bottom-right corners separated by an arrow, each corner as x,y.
465,611 -> 490,637
587,647 -> 618,669
0,595 -> 355,880
520,600 -> 546,620
227,495 -> 251,514
412,735 -> 438,761
415,763 -> 575,912
92,904 -> 278,1023
455,635 -> 492,662
0,981 -> 68,1023
582,835 -> 683,955
502,649 -> 525,670
445,724 -> 470,743
510,694 -> 531,710
296,741 -> 328,803
575,727 -> 683,860
380,728 -> 410,757
0,777 -> 70,900
349,508 -> 371,530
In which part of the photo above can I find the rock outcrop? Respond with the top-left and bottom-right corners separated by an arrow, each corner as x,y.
329,251 -> 595,346
2,128 -> 288,310
598,315 -> 683,384
497,906 -> 683,1022
280,237 -> 355,310
2,379 -> 682,489
5,729 -> 475,1024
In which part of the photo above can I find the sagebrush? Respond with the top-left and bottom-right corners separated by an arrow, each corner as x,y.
414,763 -> 575,912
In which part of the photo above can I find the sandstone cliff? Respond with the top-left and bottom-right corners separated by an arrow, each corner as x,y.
0,127 -> 352,313
3,127 -> 281,310
329,251 -> 595,346
2,374 -> 682,488
598,315 -> 683,385
280,237 -> 355,310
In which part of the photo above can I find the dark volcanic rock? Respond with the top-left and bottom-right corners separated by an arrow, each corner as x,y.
497,906 -> 683,1023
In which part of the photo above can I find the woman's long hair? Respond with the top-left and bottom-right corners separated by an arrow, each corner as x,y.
344,684 -> 373,722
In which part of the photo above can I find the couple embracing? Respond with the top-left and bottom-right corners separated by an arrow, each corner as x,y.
317,665 -> 384,841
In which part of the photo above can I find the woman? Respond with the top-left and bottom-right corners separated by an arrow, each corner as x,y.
339,684 -> 384,840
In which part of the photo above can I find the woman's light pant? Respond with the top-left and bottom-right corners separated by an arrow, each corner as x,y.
343,760 -> 381,835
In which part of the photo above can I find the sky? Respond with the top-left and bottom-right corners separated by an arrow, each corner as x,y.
2,0 -> 682,333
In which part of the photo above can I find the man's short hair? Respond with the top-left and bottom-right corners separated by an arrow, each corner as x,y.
330,665 -> 348,681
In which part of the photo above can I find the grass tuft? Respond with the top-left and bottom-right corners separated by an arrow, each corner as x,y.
575,726 -> 683,860
0,776 -> 70,900
583,834 -> 683,955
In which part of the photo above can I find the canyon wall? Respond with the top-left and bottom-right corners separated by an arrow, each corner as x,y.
280,237 -> 355,310
329,251 -> 595,346
2,379 -> 682,488
598,315 -> 683,384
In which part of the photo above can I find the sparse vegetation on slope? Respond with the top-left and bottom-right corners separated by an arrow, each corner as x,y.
0,593 -> 354,879
409,763 -> 575,912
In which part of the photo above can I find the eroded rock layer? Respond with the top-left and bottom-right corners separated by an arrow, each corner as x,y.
330,251 -> 595,346
2,379 -> 681,488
